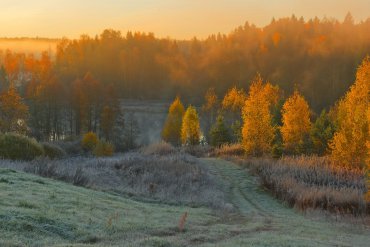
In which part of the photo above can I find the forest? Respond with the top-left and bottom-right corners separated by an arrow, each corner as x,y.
0,14 -> 369,144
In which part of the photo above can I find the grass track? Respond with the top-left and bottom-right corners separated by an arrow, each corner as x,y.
200,158 -> 370,247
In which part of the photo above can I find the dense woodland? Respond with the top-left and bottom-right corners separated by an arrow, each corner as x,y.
0,14 -> 369,148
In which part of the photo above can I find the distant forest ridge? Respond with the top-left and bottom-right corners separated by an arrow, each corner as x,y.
0,13 -> 369,112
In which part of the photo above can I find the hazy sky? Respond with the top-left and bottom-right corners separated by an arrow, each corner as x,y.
1,0 -> 369,39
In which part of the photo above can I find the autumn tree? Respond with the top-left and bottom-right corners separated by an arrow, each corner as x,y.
330,56 -> 370,168
181,106 -> 201,145
0,86 -> 29,134
111,109 -> 125,151
71,72 -> 102,135
100,105 -> 116,141
366,108 -> 370,202
242,75 -> 279,156
222,86 -> 247,112
281,90 -> 312,154
0,66 -> 8,92
162,97 -> 185,145
124,112 -> 140,150
222,86 -> 247,142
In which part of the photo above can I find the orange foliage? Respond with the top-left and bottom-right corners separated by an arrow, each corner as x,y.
281,90 -> 312,154
330,56 -> 370,169
0,86 -> 29,134
242,74 -> 279,156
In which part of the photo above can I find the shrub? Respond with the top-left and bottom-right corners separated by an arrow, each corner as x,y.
142,142 -> 175,156
93,140 -> 114,157
82,132 -> 98,151
42,142 -> 66,159
56,140 -> 83,156
0,133 -> 44,161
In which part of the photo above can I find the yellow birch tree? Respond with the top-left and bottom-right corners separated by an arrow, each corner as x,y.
242,74 -> 279,156
329,56 -> 370,169
161,97 -> 185,145
181,106 -> 201,145
281,90 -> 312,154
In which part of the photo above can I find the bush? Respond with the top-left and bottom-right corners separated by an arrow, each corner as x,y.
55,139 -> 83,156
82,132 -> 98,151
0,133 -> 44,161
142,142 -> 175,156
42,142 -> 66,159
93,140 -> 114,157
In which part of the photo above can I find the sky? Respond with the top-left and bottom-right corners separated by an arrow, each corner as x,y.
0,0 -> 369,39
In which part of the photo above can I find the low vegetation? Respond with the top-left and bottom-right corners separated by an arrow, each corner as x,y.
1,161 -> 369,246
0,168 -> 218,247
0,133 -> 44,161
93,140 -> 115,157
141,141 -> 176,156
237,156 -> 368,215
41,142 -> 66,159
81,132 -> 99,152
212,143 -> 245,157
0,150 -> 227,209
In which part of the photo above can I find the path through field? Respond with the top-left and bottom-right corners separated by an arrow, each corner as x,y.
1,158 -> 369,246
199,158 -> 370,246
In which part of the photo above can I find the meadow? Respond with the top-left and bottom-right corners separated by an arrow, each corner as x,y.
1,146 -> 369,246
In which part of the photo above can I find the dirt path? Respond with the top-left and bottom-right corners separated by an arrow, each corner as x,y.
200,158 -> 370,247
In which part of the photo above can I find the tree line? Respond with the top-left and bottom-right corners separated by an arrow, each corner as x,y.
0,14 -> 369,155
162,56 -> 369,170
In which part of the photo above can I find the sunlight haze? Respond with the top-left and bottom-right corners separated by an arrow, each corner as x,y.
0,0 -> 369,39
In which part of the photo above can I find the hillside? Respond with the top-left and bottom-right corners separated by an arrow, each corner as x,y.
1,158 -> 369,247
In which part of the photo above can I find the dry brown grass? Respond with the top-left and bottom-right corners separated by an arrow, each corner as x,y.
113,152 -> 227,209
141,141 -> 176,156
182,145 -> 214,157
0,151 -> 227,209
212,143 -> 245,157
238,156 -> 368,215
178,212 -> 188,232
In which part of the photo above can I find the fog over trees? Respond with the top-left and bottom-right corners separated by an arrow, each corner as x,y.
0,14 -> 369,141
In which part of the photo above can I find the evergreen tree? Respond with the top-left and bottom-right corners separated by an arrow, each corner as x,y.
222,86 -> 246,142
310,110 -> 335,155
209,114 -> 231,147
202,87 -> 218,141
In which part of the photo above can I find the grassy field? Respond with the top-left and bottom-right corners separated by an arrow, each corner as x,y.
0,157 -> 369,246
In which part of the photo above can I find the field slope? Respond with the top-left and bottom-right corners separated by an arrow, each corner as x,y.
0,158 -> 369,247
